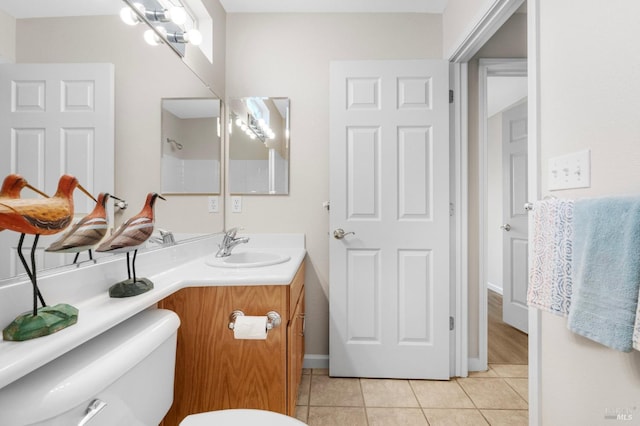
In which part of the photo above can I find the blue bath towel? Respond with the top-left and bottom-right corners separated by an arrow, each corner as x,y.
567,196 -> 640,352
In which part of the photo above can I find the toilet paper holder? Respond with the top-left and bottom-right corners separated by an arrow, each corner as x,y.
228,310 -> 281,331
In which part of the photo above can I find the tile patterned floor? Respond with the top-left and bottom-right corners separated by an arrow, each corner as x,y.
294,365 -> 528,425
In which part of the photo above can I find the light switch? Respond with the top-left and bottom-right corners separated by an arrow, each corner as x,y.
548,149 -> 591,191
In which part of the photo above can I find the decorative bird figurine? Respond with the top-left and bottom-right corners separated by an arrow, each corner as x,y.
0,174 -> 49,200
0,174 -> 96,236
1,174 -> 97,341
45,192 -> 124,263
0,174 -> 49,232
97,192 -> 165,298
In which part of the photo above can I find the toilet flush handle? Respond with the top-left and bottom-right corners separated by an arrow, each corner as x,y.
78,399 -> 107,426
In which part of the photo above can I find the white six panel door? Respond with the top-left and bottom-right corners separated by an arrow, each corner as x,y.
0,63 -> 114,279
329,60 -> 450,379
501,100 -> 529,333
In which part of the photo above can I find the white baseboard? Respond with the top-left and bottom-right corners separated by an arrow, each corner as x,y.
303,354 -> 329,369
487,282 -> 503,295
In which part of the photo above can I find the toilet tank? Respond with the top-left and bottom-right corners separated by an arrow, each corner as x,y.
0,309 -> 180,426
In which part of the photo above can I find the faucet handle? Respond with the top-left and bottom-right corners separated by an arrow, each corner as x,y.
225,226 -> 243,238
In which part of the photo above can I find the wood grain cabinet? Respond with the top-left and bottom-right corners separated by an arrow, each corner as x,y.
159,262 -> 305,425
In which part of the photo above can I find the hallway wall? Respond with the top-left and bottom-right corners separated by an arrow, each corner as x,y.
538,0 -> 640,423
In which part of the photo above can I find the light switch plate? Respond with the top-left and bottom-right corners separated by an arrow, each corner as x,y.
207,196 -> 219,213
231,196 -> 242,213
548,149 -> 591,191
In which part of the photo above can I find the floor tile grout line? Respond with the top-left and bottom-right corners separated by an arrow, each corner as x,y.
502,377 -> 529,405
358,378 -> 371,426
407,379 -> 432,424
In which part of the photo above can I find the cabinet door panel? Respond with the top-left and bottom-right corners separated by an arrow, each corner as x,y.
287,290 -> 305,415
159,285 -> 288,425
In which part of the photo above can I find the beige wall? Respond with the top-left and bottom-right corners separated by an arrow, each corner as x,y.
539,0 -> 640,423
467,12 -> 527,359
0,9 -> 15,63
443,0 -> 496,58
183,0 -> 226,98
226,13 -> 443,356
16,15 -> 224,233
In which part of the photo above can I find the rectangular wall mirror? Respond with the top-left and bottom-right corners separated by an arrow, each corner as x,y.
229,97 -> 290,195
161,98 -> 221,194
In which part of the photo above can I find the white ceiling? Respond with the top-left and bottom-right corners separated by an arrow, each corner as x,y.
0,0 -> 122,18
0,0 -> 449,18
218,0 -> 448,13
163,98 -> 220,118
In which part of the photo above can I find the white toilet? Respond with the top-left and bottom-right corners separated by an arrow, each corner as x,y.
180,409 -> 306,426
0,309 -> 306,425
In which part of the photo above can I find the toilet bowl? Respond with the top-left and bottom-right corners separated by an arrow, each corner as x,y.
180,409 -> 306,426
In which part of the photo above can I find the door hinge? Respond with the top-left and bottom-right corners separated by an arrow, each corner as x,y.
449,89 -> 454,104
449,203 -> 455,217
449,316 -> 454,331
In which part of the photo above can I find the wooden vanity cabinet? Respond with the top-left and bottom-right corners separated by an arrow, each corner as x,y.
159,262 -> 305,425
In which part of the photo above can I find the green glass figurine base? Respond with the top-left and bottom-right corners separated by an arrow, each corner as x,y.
109,277 -> 154,298
2,303 -> 79,341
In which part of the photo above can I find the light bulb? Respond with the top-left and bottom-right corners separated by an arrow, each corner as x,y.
120,3 -> 144,25
167,7 -> 187,25
240,123 -> 248,132
184,29 -> 203,46
258,118 -> 266,129
249,133 -> 256,140
144,27 -> 165,46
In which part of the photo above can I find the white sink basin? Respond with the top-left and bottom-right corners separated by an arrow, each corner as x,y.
205,251 -> 291,268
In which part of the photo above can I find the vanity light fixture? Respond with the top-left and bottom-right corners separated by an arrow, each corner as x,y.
121,0 -> 203,48
166,29 -> 203,46
234,115 -> 276,142
120,2 -> 187,26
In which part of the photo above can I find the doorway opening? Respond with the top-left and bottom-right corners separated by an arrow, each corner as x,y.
479,58 -> 529,368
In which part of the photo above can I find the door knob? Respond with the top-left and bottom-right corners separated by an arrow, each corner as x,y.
333,228 -> 355,239
500,224 -> 512,231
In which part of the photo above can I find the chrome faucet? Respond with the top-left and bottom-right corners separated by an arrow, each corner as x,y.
149,229 -> 176,246
216,227 -> 249,257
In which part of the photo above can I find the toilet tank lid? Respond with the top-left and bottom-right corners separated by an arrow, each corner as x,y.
0,309 -> 180,425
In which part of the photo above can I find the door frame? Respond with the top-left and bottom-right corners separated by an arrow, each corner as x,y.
448,0 -> 541,424
478,57 -> 527,370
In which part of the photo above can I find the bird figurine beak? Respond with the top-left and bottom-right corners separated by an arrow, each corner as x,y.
77,184 -> 98,203
158,195 -> 166,201
24,183 -> 49,198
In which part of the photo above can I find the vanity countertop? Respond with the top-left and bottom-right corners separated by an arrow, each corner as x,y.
0,233 -> 306,389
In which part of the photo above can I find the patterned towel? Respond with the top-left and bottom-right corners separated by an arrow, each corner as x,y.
527,199 -> 574,316
567,196 -> 640,352
635,292 -> 640,351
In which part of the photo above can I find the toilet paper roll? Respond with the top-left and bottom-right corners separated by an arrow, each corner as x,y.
233,315 -> 268,340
